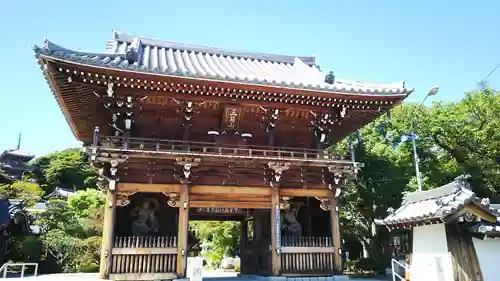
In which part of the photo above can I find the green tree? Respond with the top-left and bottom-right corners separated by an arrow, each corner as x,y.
41,229 -> 84,273
338,89 -> 499,272
0,181 -> 44,206
190,221 -> 240,266
67,189 -> 105,218
30,149 -> 98,193
36,198 -> 83,237
416,89 -> 500,197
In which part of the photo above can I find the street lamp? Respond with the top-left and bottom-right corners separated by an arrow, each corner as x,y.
410,86 -> 440,192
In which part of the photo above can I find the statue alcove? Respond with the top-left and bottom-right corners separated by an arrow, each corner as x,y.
114,193 -> 178,237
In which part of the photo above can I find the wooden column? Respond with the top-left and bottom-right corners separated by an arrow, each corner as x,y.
176,184 -> 190,277
330,198 -> 342,273
270,186 -> 281,276
99,189 -> 117,279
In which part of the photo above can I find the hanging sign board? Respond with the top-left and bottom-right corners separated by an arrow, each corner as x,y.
193,207 -> 244,214
222,107 -> 242,130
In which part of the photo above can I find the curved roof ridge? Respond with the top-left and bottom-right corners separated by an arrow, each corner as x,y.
34,39 -> 126,59
336,78 -> 405,90
111,30 -> 317,66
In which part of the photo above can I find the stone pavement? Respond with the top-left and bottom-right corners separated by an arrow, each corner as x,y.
4,272 -> 388,281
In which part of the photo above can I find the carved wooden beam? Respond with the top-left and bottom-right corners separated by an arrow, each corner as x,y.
116,183 -> 333,198
265,162 -> 291,187
174,157 -> 201,184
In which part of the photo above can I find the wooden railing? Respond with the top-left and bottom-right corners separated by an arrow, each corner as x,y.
96,136 -> 352,165
281,236 -> 336,275
110,236 -> 177,280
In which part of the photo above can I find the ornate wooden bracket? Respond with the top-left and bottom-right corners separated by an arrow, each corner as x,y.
172,99 -> 205,127
146,160 -> 156,183
321,165 -> 350,198
93,84 -> 145,141
166,193 -> 179,208
309,108 -> 347,144
222,164 -> 239,185
315,198 -> 332,211
280,196 -> 292,210
310,111 -> 334,144
265,162 -> 291,187
116,192 -> 136,207
260,106 -> 281,132
174,157 -> 201,184
300,168 -> 306,185
95,156 -> 129,191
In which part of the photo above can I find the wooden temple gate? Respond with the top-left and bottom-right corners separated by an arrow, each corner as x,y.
100,179 -> 344,279
34,30 -> 411,280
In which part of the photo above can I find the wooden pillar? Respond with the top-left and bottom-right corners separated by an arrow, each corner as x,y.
99,189 -> 117,279
270,186 -> 281,276
240,220 -> 248,252
330,198 -> 342,273
176,184 -> 190,278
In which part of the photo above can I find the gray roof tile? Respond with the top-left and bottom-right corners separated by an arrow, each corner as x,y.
44,187 -> 76,199
33,30 -> 412,96
375,176 -> 499,227
469,222 -> 500,236
0,149 -> 35,162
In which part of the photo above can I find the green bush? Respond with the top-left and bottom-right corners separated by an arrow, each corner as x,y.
355,257 -> 388,274
234,259 -> 241,272
78,262 -> 99,273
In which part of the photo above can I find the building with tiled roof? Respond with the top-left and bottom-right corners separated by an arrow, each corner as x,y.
0,134 -> 35,184
34,30 -> 414,280
376,176 -> 500,281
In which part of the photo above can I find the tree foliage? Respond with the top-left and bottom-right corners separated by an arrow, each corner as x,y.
32,189 -> 104,272
3,88 -> 497,274
190,221 -> 240,267
339,89 -> 499,271
29,148 -> 98,192
0,181 -> 44,206
67,189 -> 106,218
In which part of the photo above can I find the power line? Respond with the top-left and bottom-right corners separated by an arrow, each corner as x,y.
481,62 -> 500,82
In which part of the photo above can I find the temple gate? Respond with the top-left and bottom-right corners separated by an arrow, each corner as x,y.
34,30 -> 411,280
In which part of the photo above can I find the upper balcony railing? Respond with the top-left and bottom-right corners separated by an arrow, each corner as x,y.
93,136 -> 354,165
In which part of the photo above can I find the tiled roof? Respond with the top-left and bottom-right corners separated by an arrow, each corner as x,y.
375,176 -> 498,227
44,187 -> 76,199
469,222 -> 500,237
33,30 -> 412,96
0,149 -> 35,163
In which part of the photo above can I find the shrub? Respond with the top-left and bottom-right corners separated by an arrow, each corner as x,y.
79,262 -> 99,273
234,259 -> 241,272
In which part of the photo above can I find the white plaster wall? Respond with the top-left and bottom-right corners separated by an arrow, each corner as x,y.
472,238 -> 500,281
410,224 -> 454,281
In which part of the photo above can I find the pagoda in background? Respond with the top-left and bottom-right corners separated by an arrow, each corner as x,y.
0,133 -> 35,184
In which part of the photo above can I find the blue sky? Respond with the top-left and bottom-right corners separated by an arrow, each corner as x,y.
1,0 -> 499,156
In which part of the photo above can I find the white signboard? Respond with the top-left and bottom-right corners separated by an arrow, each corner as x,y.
187,257 -> 203,281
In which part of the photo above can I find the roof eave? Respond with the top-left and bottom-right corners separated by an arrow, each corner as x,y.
34,51 -> 82,141
39,53 -> 412,98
